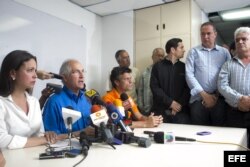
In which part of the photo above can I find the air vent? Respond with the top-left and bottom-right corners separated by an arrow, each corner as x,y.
69,0 -> 109,7
208,12 -> 223,23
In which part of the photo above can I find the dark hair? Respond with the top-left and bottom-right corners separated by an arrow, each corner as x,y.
165,38 -> 182,54
110,66 -> 131,88
0,50 -> 37,96
200,22 -> 216,32
115,49 -> 126,62
229,41 -> 236,58
229,41 -> 235,50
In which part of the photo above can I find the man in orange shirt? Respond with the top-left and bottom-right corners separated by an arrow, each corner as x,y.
102,67 -> 163,128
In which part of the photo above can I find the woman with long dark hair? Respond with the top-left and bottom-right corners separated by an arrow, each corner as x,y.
0,50 -> 59,149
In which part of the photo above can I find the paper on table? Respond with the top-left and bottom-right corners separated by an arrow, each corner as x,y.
49,139 -> 81,151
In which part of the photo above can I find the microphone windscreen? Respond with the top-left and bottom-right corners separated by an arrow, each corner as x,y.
67,117 -> 73,125
93,96 -> 106,106
154,132 -> 165,144
120,93 -> 135,108
137,137 -> 152,148
91,104 -> 102,113
85,89 -> 106,106
120,93 -> 129,101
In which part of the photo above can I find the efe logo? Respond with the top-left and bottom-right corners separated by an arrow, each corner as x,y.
224,151 -> 249,167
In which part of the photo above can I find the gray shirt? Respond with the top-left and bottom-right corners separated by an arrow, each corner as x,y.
137,65 -> 153,113
218,57 -> 250,107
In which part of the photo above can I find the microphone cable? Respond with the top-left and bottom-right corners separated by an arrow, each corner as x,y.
144,131 -> 249,150
195,140 -> 250,151
73,132 -> 90,167
73,154 -> 87,167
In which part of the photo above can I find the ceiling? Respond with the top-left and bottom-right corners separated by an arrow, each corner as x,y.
69,0 -> 250,45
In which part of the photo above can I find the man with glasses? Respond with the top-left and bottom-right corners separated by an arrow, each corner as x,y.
43,59 -> 94,136
185,22 -> 231,126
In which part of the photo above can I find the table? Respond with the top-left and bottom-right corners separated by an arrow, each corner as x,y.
2,123 -> 247,167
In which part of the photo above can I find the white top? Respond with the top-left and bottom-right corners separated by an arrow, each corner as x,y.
0,92 -> 44,149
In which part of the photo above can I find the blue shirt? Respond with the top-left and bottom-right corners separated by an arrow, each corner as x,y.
185,45 -> 231,103
42,86 -> 92,134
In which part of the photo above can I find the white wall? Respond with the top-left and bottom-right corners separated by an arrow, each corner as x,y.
101,11 -> 134,95
0,0 -> 88,98
14,0 -> 103,95
13,0 -> 135,96
191,0 -> 202,46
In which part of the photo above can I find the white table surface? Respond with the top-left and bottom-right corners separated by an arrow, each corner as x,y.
2,123 -> 247,167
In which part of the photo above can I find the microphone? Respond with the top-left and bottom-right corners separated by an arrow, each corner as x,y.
85,89 -> 106,106
67,117 -> 73,135
115,131 -> 151,148
79,131 -> 90,156
85,89 -> 131,132
65,106 -> 73,149
90,105 -> 114,144
106,103 -> 130,132
62,107 -> 81,130
90,105 -> 109,126
62,106 -> 81,149
120,93 -> 134,119
113,99 -> 125,117
49,72 -> 63,80
144,131 -> 196,143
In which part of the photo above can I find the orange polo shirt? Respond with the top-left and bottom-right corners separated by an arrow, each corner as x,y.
102,88 -> 139,114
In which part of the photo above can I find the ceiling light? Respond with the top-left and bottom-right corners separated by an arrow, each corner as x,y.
69,0 -> 109,7
220,7 -> 250,21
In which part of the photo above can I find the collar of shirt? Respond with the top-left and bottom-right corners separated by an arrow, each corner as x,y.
5,91 -> 31,103
164,57 -> 180,64
112,88 -> 122,99
233,56 -> 250,68
199,44 -> 219,51
62,86 -> 83,102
